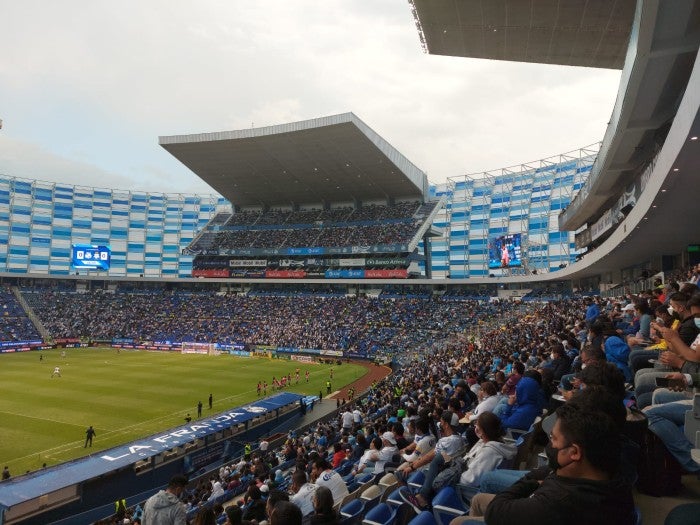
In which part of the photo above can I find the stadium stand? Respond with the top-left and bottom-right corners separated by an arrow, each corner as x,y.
0,287 -> 42,342
76,290 -> 700,525
21,290 -> 500,355
2,1 -> 700,523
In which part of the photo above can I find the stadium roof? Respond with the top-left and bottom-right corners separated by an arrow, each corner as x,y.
409,0 -> 636,69
159,113 -> 429,208
559,0 -> 700,230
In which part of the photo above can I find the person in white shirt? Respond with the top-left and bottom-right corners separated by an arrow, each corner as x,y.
400,419 -> 436,463
461,382 -> 500,424
398,410 -> 466,512
208,479 -> 224,501
354,432 -> 398,475
310,457 -> 349,506
458,412 -> 516,503
353,407 -> 363,426
290,469 -> 317,517
341,409 -> 354,432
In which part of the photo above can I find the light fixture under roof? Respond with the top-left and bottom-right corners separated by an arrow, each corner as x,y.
673,168 -> 679,172
691,136 -> 698,141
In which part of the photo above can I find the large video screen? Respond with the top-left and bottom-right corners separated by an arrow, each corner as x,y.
71,244 -> 111,270
488,233 -> 522,269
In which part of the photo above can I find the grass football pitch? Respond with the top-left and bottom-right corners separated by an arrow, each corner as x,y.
0,347 -> 366,474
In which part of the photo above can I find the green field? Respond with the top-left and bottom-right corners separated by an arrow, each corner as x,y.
0,348 -> 365,474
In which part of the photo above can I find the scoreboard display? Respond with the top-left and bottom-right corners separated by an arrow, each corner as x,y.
488,233 -> 523,269
71,244 -> 111,270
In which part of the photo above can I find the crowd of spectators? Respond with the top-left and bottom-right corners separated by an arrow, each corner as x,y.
207,222 -> 419,252
222,203 -> 419,228
0,286 -> 42,342
199,203 -> 422,254
579,285 -> 700,487
7,268 -> 700,522
23,291 -> 521,358
103,286 -> 693,525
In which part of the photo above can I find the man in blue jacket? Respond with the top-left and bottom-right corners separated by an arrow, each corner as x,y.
585,298 -> 600,326
499,373 -> 544,432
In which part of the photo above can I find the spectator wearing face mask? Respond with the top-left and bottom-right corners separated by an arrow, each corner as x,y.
541,344 -> 572,382
465,404 -> 636,525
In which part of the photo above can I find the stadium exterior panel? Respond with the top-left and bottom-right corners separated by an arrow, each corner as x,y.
0,175 -> 226,278
1,148 -> 598,281
423,146 -> 598,278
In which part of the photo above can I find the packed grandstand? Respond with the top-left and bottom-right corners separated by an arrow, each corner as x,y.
2,1 -> 700,525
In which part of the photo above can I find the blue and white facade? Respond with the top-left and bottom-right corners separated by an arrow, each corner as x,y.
0,176 -> 225,277
424,146 -> 599,278
0,145 -> 600,280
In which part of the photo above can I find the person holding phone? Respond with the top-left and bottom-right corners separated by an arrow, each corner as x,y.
645,372 -> 700,476
633,294 -> 700,407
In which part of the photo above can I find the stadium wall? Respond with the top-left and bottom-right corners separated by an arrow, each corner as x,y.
0,176 -> 227,278
1,147 -> 598,282
423,146 -> 599,278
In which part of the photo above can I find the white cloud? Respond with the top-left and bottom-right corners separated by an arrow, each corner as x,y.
0,0 -> 621,194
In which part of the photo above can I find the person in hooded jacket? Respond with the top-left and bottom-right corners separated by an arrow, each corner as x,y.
604,334 -> 632,382
498,372 -> 544,432
457,412 -> 516,504
142,475 -> 188,525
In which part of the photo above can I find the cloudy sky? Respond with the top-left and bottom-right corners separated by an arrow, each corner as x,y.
0,0 -> 622,196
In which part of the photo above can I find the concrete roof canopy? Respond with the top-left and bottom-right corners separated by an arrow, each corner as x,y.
409,0 -> 636,69
159,113 -> 428,209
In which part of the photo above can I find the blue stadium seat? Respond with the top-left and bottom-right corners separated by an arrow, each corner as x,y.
357,472 -> 375,484
337,460 -> 356,477
362,503 -> 398,525
407,470 -> 425,491
407,511 -> 437,525
340,498 -> 367,525
431,487 -> 469,525
384,488 -> 404,509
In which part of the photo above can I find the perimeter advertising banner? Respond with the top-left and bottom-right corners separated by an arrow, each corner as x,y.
365,269 -> 408,278
325,269 -> 365,278
324,269 -> 408,278
265,269 -> 307,278
366,257 -> 406,267
192,269 -> 230,278
229,259 -> 267,267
